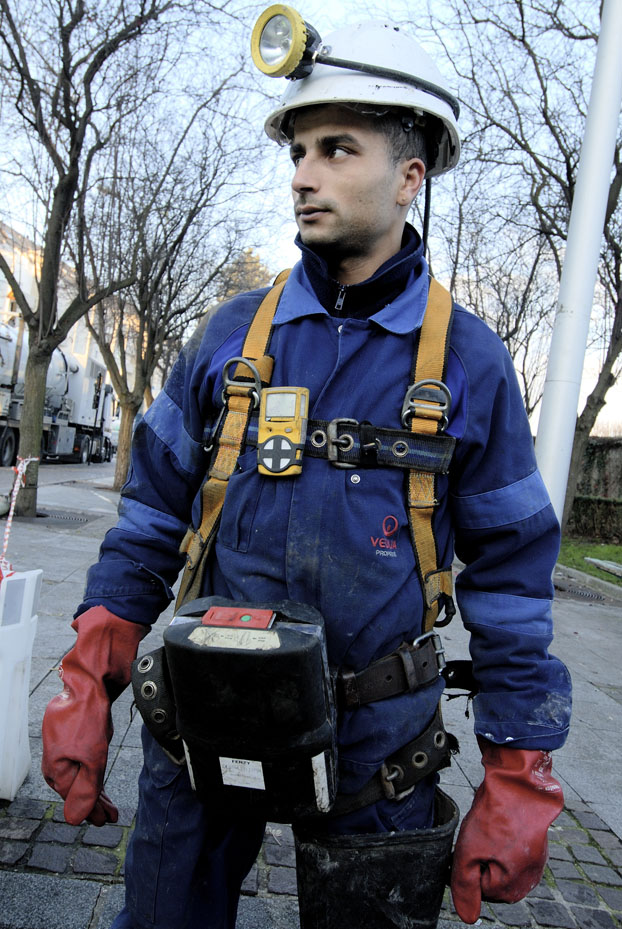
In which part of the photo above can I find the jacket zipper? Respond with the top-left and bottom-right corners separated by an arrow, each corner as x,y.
335,286 -> 346,313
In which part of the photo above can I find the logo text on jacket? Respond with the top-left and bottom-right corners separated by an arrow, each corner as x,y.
371,515 -> 399,558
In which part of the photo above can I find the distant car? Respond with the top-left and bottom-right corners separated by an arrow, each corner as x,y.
110,418 -> 120,454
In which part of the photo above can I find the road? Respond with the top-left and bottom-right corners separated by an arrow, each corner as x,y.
0,460 -> 120,517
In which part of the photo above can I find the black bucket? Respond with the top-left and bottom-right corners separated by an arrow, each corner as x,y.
293,788 -> 459,929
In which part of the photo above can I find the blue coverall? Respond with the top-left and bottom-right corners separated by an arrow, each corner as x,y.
79,226 -> 571,929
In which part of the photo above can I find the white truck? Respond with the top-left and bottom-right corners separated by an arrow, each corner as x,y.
0,315 -> 114,467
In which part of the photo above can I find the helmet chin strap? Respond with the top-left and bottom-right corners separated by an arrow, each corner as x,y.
422,177 -> 432,255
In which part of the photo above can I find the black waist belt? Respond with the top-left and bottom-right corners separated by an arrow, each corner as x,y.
322,706 -> 454,819
338,633 -> 445,709
245,415 -> 455,472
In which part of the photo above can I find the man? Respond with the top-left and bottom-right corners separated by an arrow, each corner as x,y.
42,16 -> 571,929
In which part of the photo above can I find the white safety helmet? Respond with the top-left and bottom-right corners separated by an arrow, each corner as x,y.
260,18 -> 461,178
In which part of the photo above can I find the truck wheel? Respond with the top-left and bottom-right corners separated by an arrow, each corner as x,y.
0,428 -> 17,468
79,436 -> 90,464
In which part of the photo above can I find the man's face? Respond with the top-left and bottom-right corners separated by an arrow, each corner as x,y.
289,105 -> 424,278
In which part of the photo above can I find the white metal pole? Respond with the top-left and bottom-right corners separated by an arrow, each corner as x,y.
535,0 -> 622,523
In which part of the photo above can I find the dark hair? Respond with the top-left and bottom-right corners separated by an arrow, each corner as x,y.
347,105 -> 446,172
370,109 -> 429,168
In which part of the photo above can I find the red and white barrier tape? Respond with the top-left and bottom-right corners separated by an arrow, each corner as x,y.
0,456 -> 39,581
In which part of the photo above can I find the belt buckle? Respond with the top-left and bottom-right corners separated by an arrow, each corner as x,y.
380,762 -> 414,801
412,630 -> 446,671
326,418 -> 358,469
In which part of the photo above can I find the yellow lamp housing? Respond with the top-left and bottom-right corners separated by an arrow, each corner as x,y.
251,5 -> 321,79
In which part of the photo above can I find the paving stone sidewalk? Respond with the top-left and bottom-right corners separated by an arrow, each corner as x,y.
1,481 -> 622,928
3,768 -> 622,928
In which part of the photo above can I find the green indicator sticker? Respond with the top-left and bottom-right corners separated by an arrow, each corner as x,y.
240,614 -> 252,623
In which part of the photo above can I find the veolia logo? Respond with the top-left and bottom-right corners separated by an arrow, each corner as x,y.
382,515 -> 399,537
371,515 -> 399,557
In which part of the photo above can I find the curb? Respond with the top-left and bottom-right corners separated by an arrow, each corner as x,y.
554,563 -> 622,602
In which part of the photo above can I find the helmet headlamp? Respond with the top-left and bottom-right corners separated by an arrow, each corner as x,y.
251,5 -> 460,120
251,5 -> 321,79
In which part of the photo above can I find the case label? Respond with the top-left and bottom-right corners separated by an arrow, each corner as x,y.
219,756 -> 266,790
188,627 -> 280,651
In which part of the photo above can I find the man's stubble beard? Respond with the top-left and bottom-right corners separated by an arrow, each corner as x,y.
300,221 -> 374,263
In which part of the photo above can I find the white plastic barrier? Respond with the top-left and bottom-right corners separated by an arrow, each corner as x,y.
0,569 -> 43,800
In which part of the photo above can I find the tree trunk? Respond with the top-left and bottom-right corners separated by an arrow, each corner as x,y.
15,347 -> 53,517
562,422 -> 588,533
113,402 -> 141,492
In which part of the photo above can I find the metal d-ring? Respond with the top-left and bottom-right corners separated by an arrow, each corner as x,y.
221,356 -> 262,409
401,379 -> 451,431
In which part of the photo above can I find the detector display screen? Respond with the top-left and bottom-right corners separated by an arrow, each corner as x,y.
266,391 -> 297,419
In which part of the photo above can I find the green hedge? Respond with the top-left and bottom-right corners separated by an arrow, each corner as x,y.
567,496 -> 622,543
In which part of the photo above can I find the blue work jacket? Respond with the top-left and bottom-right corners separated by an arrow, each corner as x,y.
80,231 -> 571,794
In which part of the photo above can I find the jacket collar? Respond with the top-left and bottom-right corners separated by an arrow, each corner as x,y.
273,223 -> 430,334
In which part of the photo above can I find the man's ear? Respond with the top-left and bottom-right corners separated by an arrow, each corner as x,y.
398,157 -> 426,207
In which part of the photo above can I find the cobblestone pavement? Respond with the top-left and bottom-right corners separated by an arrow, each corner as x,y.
2,794 -> 622,928
1,472 -> 622,928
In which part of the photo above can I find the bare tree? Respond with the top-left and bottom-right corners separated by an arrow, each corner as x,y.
0,0 -> 236,515
419,0 -> 621,526
77,53 -> 271,489
429,160 -> 557,417
152,250 -> 273,390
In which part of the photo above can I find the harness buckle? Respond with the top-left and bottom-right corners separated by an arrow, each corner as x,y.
401,379 -> 451,431
412,630 -> 446,672
221,357 -> 263,409
326,418 -> 358,469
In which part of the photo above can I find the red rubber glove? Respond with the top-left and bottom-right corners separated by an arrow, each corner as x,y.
42,606 -> 147,826
451,738 -> 564,924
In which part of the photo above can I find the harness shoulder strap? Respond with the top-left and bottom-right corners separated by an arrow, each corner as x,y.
176,270 -> 290,608
407,277 -> 455,631
176,271 -> 455,626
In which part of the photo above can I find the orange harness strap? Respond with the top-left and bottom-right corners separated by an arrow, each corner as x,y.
406,278 -> 454,631
176,271 -> 289,608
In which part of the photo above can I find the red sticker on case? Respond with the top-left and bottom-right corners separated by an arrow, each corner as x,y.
201,607 -> 275,629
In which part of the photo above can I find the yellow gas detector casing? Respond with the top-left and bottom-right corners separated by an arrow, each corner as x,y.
257,386 -> 309,476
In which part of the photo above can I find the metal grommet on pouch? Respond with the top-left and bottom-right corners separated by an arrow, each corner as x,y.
131,647 -> 186,765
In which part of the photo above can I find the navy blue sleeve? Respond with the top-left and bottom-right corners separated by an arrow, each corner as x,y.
448,308 -> 571,750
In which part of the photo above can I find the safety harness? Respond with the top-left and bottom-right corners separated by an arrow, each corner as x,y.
133,271 -> 477,816
177,270 -> 456,632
